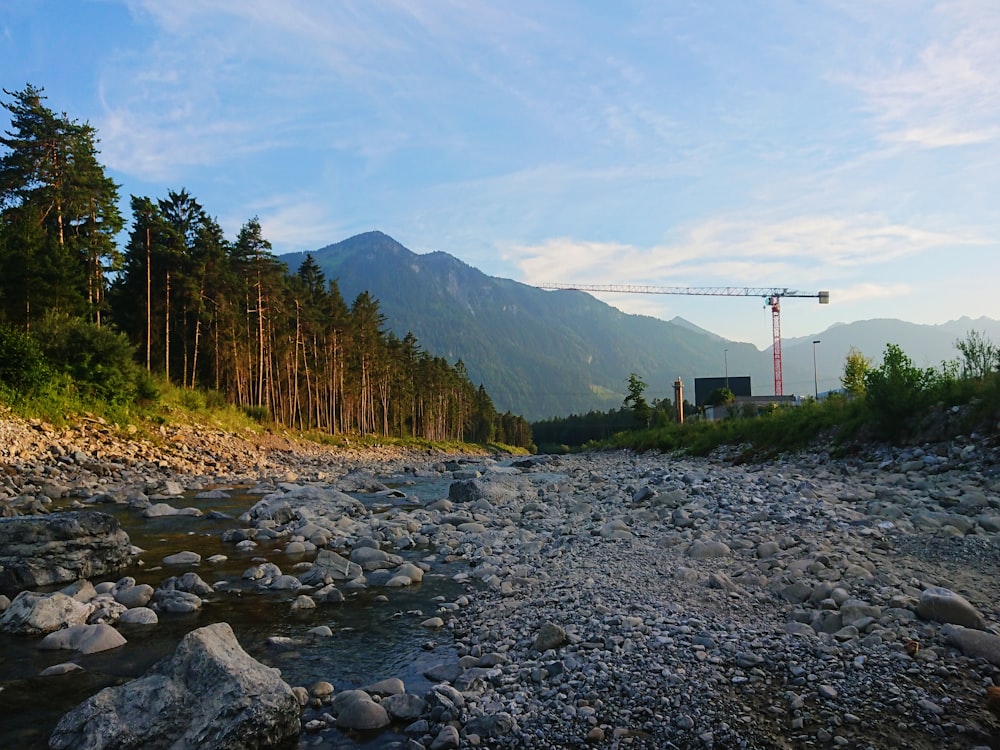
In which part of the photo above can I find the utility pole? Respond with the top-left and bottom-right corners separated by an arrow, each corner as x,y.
812,340 -> 821,400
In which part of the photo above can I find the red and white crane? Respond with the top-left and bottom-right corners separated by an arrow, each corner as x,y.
539,284 -> 830,396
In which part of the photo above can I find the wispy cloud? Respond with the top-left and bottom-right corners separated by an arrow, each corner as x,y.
850,1 -> 1000,148
506,213 -> 980,287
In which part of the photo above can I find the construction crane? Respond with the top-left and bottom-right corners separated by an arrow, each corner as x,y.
539,284 -> 830,396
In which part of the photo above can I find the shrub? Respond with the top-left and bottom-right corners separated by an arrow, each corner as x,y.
864,343 -> 936,437
31,314 -> 142,405
0,323 -> 50,392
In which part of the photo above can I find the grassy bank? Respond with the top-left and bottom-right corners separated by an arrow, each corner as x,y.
0,377 -> 528,457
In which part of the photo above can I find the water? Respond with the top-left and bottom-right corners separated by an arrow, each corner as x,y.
0,482 -> 470,750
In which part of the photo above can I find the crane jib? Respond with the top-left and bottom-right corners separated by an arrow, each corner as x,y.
538,283 -> 830,397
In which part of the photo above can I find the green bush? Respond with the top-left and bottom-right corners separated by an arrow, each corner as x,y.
0,323 -> 50,392
31,314 -> 142,405
864,343 -> 936,437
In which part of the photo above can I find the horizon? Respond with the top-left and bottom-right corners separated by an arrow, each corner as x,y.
3,2 -> 998,348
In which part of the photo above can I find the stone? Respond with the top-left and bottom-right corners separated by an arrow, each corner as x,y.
299,549 -> 362,585
917,586 -> 985,629
686,540 -> 732,558
349,546 -> 403,571
38,623 -> 127,654
113,583 -> 154,608
430,724 -> 460,750
40,662 -> 84,677
0,591 -> 94,635
151,589 -> 203,613
119,607 -> 158,625
381,693 -> 426,721
0,511 -> 134,595
362,677 -> 405,696
942,624 -> 1000,666
162,551 -> 202,566
159,572 -> 214,596
142,503 -> 202,518
333,690 -> 390,731
49,622 -> 300,749
532,621 -> 567,651
465,712 -> 517,738
423,662 -> 463,683
448,478 -> 518,505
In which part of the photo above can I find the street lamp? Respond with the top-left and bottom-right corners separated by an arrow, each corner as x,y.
724,349 -> 729,390
812,340 -> 821,400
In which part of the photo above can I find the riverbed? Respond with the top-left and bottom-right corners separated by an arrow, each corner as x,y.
0,470 -> 484,750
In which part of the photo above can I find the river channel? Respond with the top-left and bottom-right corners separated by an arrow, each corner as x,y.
0,469 -> 487,750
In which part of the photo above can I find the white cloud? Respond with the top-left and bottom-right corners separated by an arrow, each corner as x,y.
506,213 -> 980,288
850,1 -> 1000,148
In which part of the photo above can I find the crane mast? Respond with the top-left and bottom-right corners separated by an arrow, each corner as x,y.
539,283 -> 830,396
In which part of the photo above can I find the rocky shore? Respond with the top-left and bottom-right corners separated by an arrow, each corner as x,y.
1,414 -> 999,749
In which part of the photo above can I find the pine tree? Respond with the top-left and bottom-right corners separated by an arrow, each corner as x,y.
0,85 -> 121,327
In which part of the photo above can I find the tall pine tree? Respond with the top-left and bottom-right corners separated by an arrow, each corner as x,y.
0,85 -> 121,328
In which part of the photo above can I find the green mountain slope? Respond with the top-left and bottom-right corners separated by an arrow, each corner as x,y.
282,232 -> 768,419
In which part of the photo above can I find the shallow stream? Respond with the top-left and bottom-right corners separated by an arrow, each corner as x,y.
0,473 -> 473,749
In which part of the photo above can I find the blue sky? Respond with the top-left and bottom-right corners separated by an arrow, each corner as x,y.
2,0 -> 997,348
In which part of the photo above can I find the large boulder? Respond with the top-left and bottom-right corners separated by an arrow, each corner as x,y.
49,621 -> 300,750
0,511 -> 135,595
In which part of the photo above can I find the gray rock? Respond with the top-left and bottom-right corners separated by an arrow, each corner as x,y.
142,503 -> 202,518
349,546 -> 403,571
942,624 -> 1000,665
917,586 -> 985,629
362,677 -> 405,696
423,662 -> 463,683
113,583 -> 154,608
299,549 -> 362,585
0,591 -> 94,635
151,589 -> 203,614
430,724 -> 460,750
532,621 -> 567,651
686,540 -> 732,558
333,691 -> 390,730
119,607 -> 158,625
162,551 -> 202,566
49,622 -> 300,749
0,511 -> 134,595
464,712 -> 518,738
381,693 -> 426,721
40,662 -> 84,677
448,478 -> 518,505
38,623 -> 127,654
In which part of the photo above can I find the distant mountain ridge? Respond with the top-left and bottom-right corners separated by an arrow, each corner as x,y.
281,232 -> 997,420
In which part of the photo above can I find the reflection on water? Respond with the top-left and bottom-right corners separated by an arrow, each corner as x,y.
0,484 -> 467,750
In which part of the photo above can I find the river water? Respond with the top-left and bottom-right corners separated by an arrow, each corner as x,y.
0,472 -> 476,750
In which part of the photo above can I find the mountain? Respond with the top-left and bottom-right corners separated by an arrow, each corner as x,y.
280,232 -> 766,419
281,232 -> 996,420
